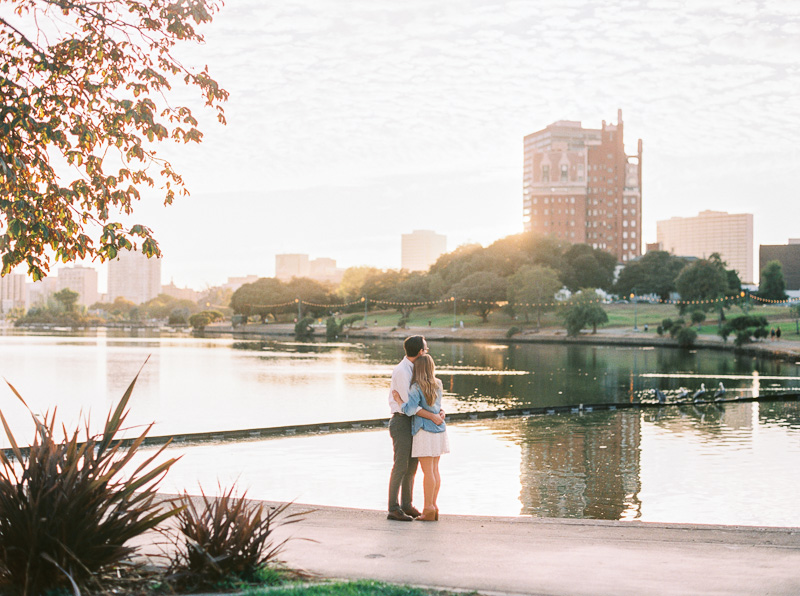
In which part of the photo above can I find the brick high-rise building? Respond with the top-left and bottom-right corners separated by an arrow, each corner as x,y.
523,109 -> 643,262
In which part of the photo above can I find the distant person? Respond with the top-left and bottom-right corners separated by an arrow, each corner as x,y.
386,336 -> 444,522
644,323 -> 649,332
776,327 -> 782,340
393,353 -> 449,522
770,328 -> 776,341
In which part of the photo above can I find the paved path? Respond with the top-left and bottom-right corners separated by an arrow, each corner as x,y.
138,501 -> 800,596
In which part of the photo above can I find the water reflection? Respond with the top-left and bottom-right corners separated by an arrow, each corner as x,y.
1,332 -> 799,440
517,412 -> 641,520
156,401 -> 800,527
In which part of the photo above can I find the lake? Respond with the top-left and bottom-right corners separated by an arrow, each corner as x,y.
1,329 -> 799,526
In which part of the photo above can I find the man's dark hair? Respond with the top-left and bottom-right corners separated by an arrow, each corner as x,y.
404,335 -> 425,357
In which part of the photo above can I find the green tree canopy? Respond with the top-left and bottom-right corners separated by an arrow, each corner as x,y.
53,287 -> 79,312
758,260 -> 788,301
449,271 -> 508,322
337,266 -> 380,301
285,277 -> 335,317
507,264 -> 562,327
388,272 -> 433,318
560,244 -> 617,292
230,278 -> 292,323
675,254 -> 738,314
561,288 -> 608,336
1,0 -> 227,279
614,250 -> 688,300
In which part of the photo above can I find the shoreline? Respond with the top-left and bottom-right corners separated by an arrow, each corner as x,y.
204,321 -> 800,361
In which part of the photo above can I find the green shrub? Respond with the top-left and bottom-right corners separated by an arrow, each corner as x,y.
165,486 -> 305,592
656,325 -> 664,336
0,363 -> 179,596
675,326 -> 697,348
294,316 -> 314,339
719,315 -> 769,347
506,326 -> 521,338
326,316 -> 342,340
690,310 -> 706,326
661,318 -> 674,332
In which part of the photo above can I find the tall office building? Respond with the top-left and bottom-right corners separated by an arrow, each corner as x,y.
275,254 -> 343,283
760,240 -> 800,290
107,249 -> 162,304
523,109 -> 643,262
657,210 -> 754,284
275,254 -> 310,281
57,265 -> 99,306
0,273 -> 27,312
401,230 -> 447,272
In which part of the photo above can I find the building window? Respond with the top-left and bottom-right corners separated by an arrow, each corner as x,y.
623,232 -> 628,239
542,165 -> 550,182
623,243 -> 628,250
623,221 -> 628,227
630,220 -> 636,227
631,231 -> 636,238
544,209 -> 549,215
561,164 -> 568,182
544,197 -> 549,204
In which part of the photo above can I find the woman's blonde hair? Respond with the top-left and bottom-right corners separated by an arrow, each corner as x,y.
411,354 -> 439,406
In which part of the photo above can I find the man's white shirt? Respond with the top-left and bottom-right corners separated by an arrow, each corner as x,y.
388,357 -> 420,415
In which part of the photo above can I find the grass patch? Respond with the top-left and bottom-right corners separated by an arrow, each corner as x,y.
244,579 -> 477,596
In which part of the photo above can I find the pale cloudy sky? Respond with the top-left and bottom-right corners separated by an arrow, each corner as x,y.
106,0 -> 800,289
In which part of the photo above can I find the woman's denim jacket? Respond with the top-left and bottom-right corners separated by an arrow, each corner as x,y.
401,382 -> 446,436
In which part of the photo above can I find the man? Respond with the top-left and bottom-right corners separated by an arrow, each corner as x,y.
387,335 -> 444,521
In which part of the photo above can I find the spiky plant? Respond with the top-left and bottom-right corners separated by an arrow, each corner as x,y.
0,360 -> 180,596
166,485 -> 307,591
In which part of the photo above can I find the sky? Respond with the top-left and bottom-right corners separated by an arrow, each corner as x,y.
46,0 -> 800,289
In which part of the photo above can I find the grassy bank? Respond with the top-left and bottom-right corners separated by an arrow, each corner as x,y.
334,302 -> 800,342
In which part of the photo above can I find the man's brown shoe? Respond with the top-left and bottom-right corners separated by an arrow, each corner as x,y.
402,505 -> 422,518
387,509 -> 414,522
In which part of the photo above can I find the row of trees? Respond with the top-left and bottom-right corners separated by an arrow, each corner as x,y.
231,232 -> 751,327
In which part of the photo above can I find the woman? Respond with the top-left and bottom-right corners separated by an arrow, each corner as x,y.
393,353 -> 449,521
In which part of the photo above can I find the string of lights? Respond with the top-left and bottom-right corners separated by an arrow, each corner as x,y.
238,292 -> 798,311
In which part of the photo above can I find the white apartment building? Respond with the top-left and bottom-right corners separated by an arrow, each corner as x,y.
107,250 -> 162,304
275,254 -> 310,281
656,210 -> 754,284
401,230 -> 447,272
0,273 -> 27,312
275,255 -> 343,283
57,265 -> 99,306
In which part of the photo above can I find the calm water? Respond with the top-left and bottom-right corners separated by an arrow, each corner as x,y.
1,329 -> 800,526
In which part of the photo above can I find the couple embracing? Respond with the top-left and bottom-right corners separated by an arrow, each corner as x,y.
387,335 -> 450,522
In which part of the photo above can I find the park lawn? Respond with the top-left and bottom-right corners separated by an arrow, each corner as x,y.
333,302 -> 800,337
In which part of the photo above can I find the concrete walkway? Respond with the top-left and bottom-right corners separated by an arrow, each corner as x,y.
166,502 -> 800,596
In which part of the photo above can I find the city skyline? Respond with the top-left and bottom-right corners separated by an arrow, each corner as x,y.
7,0 -> 799,289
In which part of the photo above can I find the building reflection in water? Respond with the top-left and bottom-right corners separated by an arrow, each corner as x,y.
478,412 -> 642,520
